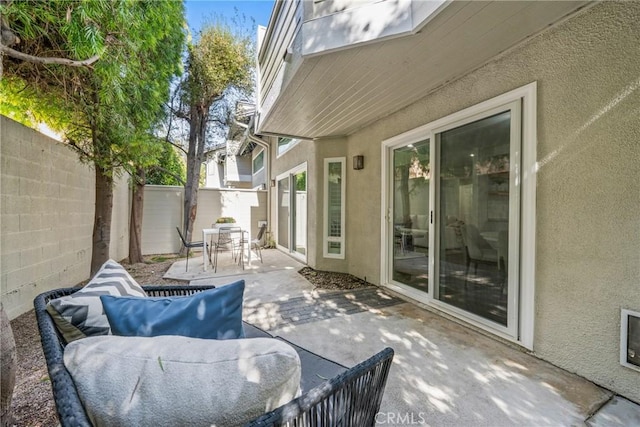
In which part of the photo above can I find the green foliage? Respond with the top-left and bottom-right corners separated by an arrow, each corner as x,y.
1,0 -> 186,178
0,77 -> 73,131
146,143 -> 186,186
2,1 -> 109,60
181,21 -> 254,110
215,217 -> 236,224
296,173 -> 307,191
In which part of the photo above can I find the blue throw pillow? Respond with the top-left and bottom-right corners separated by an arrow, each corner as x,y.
100,280 -> 245,340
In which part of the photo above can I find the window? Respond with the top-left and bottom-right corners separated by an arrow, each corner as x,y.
277,137 -> 299,157
252,150 -> 264,173
621,309 -> 640,372
324,158 -> 345,258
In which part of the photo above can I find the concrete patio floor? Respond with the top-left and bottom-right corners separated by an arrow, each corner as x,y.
167,249 -> 640,426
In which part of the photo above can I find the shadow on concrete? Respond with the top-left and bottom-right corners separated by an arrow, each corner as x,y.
164,249 -> 636,425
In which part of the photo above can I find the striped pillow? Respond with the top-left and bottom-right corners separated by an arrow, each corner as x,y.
46,259 -> 147,343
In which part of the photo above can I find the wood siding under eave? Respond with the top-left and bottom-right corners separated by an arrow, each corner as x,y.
257,1 -> 589,139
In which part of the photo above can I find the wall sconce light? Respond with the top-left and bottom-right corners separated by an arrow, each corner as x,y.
270,179 -> 276,187
353,155 -> 364,170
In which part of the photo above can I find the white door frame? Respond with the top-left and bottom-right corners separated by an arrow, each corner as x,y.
380,82 -> 537,349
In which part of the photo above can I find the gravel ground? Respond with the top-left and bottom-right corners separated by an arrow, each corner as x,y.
299,267 -> 370,290
8,256 -> 366,426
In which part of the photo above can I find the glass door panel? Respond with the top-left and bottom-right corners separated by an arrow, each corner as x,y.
277,177 -> 290,250
436,111 -> 511,326
277,165 -> 307,261
392,139 -> 430,292
293,171 -> 307,256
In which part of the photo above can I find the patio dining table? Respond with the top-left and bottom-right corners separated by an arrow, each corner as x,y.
202,227 -> 251,271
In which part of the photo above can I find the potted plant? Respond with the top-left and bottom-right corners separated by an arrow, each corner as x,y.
214,217 -> 236,228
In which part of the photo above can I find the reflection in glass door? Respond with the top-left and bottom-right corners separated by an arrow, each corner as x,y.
276,165 -> 307,262
392,140 -> 430,292
436,110 -> 518,327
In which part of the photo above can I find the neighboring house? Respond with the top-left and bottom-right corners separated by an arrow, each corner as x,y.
203,101 -> 262,189
254,1 -> 640,403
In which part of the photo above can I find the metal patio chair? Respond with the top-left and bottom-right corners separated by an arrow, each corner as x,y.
237,224 -> 267,266
211,226 -> 242,272
176,227 -> 205,272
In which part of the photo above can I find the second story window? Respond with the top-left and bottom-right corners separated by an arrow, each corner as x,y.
253,150 -> 264,173
277,137 -> 299,157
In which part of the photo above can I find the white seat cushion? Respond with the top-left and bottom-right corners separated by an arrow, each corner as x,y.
64,335 -> 301,427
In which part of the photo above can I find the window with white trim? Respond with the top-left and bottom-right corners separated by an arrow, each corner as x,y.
277,137 -> 299,157
324,158 -> 345,258
252,149 -> 264,174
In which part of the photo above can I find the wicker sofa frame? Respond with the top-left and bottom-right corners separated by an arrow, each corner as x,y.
34,285 -> 394,427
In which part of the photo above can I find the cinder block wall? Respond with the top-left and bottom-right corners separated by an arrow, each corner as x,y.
1,116 -> 268,319
1,117 -> 130,319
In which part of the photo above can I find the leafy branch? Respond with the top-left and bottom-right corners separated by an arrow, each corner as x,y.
0,43 -> 101,68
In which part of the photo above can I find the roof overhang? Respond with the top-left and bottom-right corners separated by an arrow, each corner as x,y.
257,0 -> 591,139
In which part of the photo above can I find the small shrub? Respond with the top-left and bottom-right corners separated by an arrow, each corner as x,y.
215,217 -> 236,224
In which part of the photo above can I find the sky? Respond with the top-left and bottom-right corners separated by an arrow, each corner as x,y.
185,0 -> 275,34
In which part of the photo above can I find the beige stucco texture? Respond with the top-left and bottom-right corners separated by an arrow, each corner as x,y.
320,2 -> 639,402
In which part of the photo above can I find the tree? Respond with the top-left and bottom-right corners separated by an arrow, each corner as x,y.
171,21 -> 253,245
1,0 -> 186,273
146,143 -> 186,186
128,138 -> 186,264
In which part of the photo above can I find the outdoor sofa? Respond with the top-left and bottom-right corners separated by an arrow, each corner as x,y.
34,284 -> 394,426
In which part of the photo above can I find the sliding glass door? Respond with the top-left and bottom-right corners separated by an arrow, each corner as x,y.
276,164 -> 307,262
391,139 -> 431,292
435,107 -> 519,330
385,100 -> 523,338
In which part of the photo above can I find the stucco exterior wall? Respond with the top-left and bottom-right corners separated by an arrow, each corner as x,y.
306,0 -> 378,20
204,160 -> 224,189
1,117 -> 130,319
342,2 -> 640,401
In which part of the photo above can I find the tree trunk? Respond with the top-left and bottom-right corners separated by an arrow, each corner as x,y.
399,165 -> 411,226
182,104 -> 207,253
128,168 -> 145,264
0,304 -> 16,427
91,165 -> 114,275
